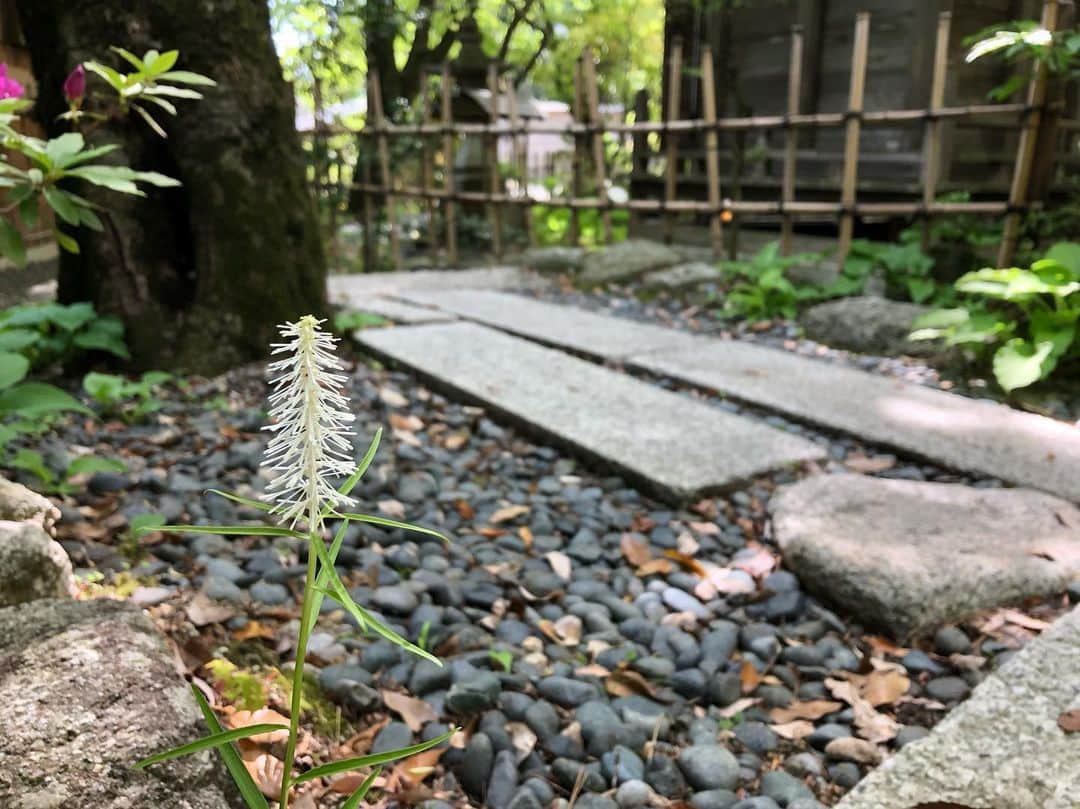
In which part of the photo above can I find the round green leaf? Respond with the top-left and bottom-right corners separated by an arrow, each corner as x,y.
0,351 -> 29,389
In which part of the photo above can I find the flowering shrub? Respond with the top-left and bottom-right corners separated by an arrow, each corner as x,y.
134,317 -> 453,808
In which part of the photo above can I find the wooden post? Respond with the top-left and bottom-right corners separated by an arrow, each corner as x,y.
440,64 -> 458,266
569,58 -> 585,246
506,77 -> 535,247
368,71 -> 402,271
581,49 -> 613,243
998,0 -> 1059,267
837,12 -> 870,265
700,48 -> 723,259
780,25 -> 804,255
630,88 -> 649,233
920,11 -> 951,252
361,133 -> 375,272
420,69 -> 438,266
486,62 -> 504,259
664,39 -> 683,245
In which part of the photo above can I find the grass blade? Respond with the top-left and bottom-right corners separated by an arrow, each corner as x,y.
320,427 -> 383,520
329,512 -> 448,543
293,729 -> 456,785
188,686 -> 270,809
305,518 -> 350,636
206,489 -> 273,512
135,722 -> 287,769
341,767 -> 381,809
147,524 -> 305,539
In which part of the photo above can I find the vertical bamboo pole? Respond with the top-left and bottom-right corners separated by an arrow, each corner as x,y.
486,63 -> 504,259
998,0 -> 1059,267
920,12 -> 951,252
700,48 -> 723,259
419,69 -> 438,266
582,49 -> 613,243
369,71 -> 402,271
837,12 -> 870,265
507,77 -> 536,247
569,59 -> 584,246
629,88 -> 649,234
664,39 -> 683,245
361,133 -> 375,272
780,25 -> 804,255
440,64 -> 458,266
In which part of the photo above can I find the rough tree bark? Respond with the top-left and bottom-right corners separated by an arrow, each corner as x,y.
16,0 -> 326,375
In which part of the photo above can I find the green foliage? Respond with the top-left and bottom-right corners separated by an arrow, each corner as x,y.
5,448 -> 125,496
533,205 -> 630,248
489,648 -> 513,673
83,370 -> 172,422
204,658 -> 272,712
912,242 -> 1080,392
826,237 -> 943,305
0,301 -> 129,369
332,309 -> 389,333
718,241 -> 826,321
965,20 -> 1080,100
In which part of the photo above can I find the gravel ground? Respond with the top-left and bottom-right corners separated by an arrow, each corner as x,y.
9,344 -> 1066,809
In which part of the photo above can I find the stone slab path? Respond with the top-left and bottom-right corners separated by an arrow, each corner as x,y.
327,267 -> 540,303
392,290 -> 1080,502
357,321 -> 826,502
837,605 -> 1080,809
345,296 -> 455,325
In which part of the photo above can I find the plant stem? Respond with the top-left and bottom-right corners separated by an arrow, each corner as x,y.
278,524 -> 320,809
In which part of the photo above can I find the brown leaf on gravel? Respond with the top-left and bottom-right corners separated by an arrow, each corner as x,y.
382,690 -> 438,732
394,747 -> 446,787
186,592 -> 237,627
605,668 -> 661,699
377,499 -> 406,519
518,526 -> 534,551
443,431 -> 470,450
490,504 -> 530,524
240,749 -> 284,799
731,542 -> 777,578
769,700 -> 843,723
232,620 -> 277,641
663,549 -> 706,576
620,533 -> 652,566
770,719 -> 815,740
1058,709 -> 1080,733
635,558 -> 674,576
545,551 -> 572,581
454,499 -> 475,520
389,413 -> 424,432
827,678 -> 900,743
552,615 -> 583,646
864,635 -> 908,657
717,696 -> 760,718
507,721 -> 538,762
688,521 -> 719,535
859,668 -> 911,707
739,661 -> 763,694
228,709 -> 290,744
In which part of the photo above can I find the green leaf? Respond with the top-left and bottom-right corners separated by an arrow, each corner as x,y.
109,46 -> 145,71
307,518 -> 350,637
1046,242 -> 1080,275
131,103 -> 167,137
54,143 -> 120,170
54,228 -> 80,254
43,187 -> 82,226
0,351 -> 29,389
328,512 -> 449,544
129,512 -> 166,534
65,455 -> 125,479
0,381 -> 90,417
143,85 -> 204,100
82,371 -> 126,404
147,523 -> 305,539
50,302 -> 96,332
158,70 -> 217,87
992,339 -> 1055,392
341,767 -> 382,809
190,686 -> 270,809
145,49 -> 180,76
65,165 -> 141,195
44,133 -> 86,167
0,328 -> 39,352
135,722 -> 289,769
292,729 -> 456,785
83,61 -> 127,92
207,489 -> 274,512
0,219 -> 26,267
73,317 -> 130,359
18,192 -> 39,226
8,448 -> 55,487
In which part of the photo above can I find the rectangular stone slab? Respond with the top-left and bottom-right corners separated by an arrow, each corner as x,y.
328,267 -> 539,303
346,297 -> 455,325
392,291 -> 1080,501
357,322 -> 825,503
837,605 -> 1080,809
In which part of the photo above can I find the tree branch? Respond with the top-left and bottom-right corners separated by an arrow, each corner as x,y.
512,19 -> 553,86
496,0 -> 540,65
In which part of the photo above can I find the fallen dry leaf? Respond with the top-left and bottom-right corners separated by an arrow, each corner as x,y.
552,614 -> 583,646
605,668 -> 661,699
229,709 -> 290,744
770,719 -> 815,740
444,430 -> 470,450
676,532 -> 700,556
769,700 -> 843,723
620,533 -> 653,566
731,543 -> 777,578
389,413 -> 424,432
394,747 -> 445,787
545,551 -> 572,582
454,499 -> 475,520
688,521 -> 719,535
827,677 -> 900,744
518,526 -> 534,551
1058,709 -> 1080,733
489,504 -> 530,524
739,661 -> 763,694
382,690 -> 438,732
864,635 -> 908,657
575,663 -> 611,678
859,668 -> 911,707
241,750 -> 284,799
186,592 -> 237,627
506,721 -> 538,762
717,696 -> 760,718
635,558 -> 674,577
233,620 -> 277,641
663,549 -> 706,576
1000,609 -> 1051,631
378,386 -> 408,407
377,499 -> 406,519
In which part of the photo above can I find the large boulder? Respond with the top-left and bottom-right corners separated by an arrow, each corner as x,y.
578,239 -> 681,287
521,246 -> 586,274
0,598 -> 241,808
0,520 -> 75,607
642,262 -> 719,292
837,605 -> 1080,809
770,474 -> 1080,639
799,296 -> 934,356
0,475 -> 59,533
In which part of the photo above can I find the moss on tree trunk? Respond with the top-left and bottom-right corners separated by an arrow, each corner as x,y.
16,0 -> 327,375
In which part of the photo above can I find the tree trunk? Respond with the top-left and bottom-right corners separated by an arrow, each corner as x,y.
15,0 -> 326,375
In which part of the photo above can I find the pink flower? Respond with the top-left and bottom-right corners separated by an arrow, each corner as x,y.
63,64 -> 86,104
0,63 -> 24,100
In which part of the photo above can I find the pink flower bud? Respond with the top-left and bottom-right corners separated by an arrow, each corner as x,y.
63,64 -> 86,103
0,63 -> 24,101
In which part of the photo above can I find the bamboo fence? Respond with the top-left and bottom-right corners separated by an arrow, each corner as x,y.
332,3 -> 1071,271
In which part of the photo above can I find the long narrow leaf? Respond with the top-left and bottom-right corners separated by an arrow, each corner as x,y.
309,533 -> 440,665
320,428 -> 383,519
135,723 -> 288,769
146,524 -> 304,539
329,512 -> 448,544
292,729 -> 456,785
207,489 -> 274,512
306,519 -> 350,636
190,686 -> 270,809
341,767 -> 381,809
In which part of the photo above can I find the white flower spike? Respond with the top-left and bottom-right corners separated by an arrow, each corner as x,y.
262,315 -> 357,528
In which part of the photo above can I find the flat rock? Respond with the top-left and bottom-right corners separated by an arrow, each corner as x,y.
349,297 -> 455,324
643,262 -> 719,291
521,246 -> 586,273
0,598 -> 239,808
0,475 -> 59,533
578,240 -> 681,287
0,520 -> 75,607
771,474 -> 1080,638
837,605 -> 1080,809
328,266 -> 542,304
799,297 -> 934,357
358,322 -> 824,503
